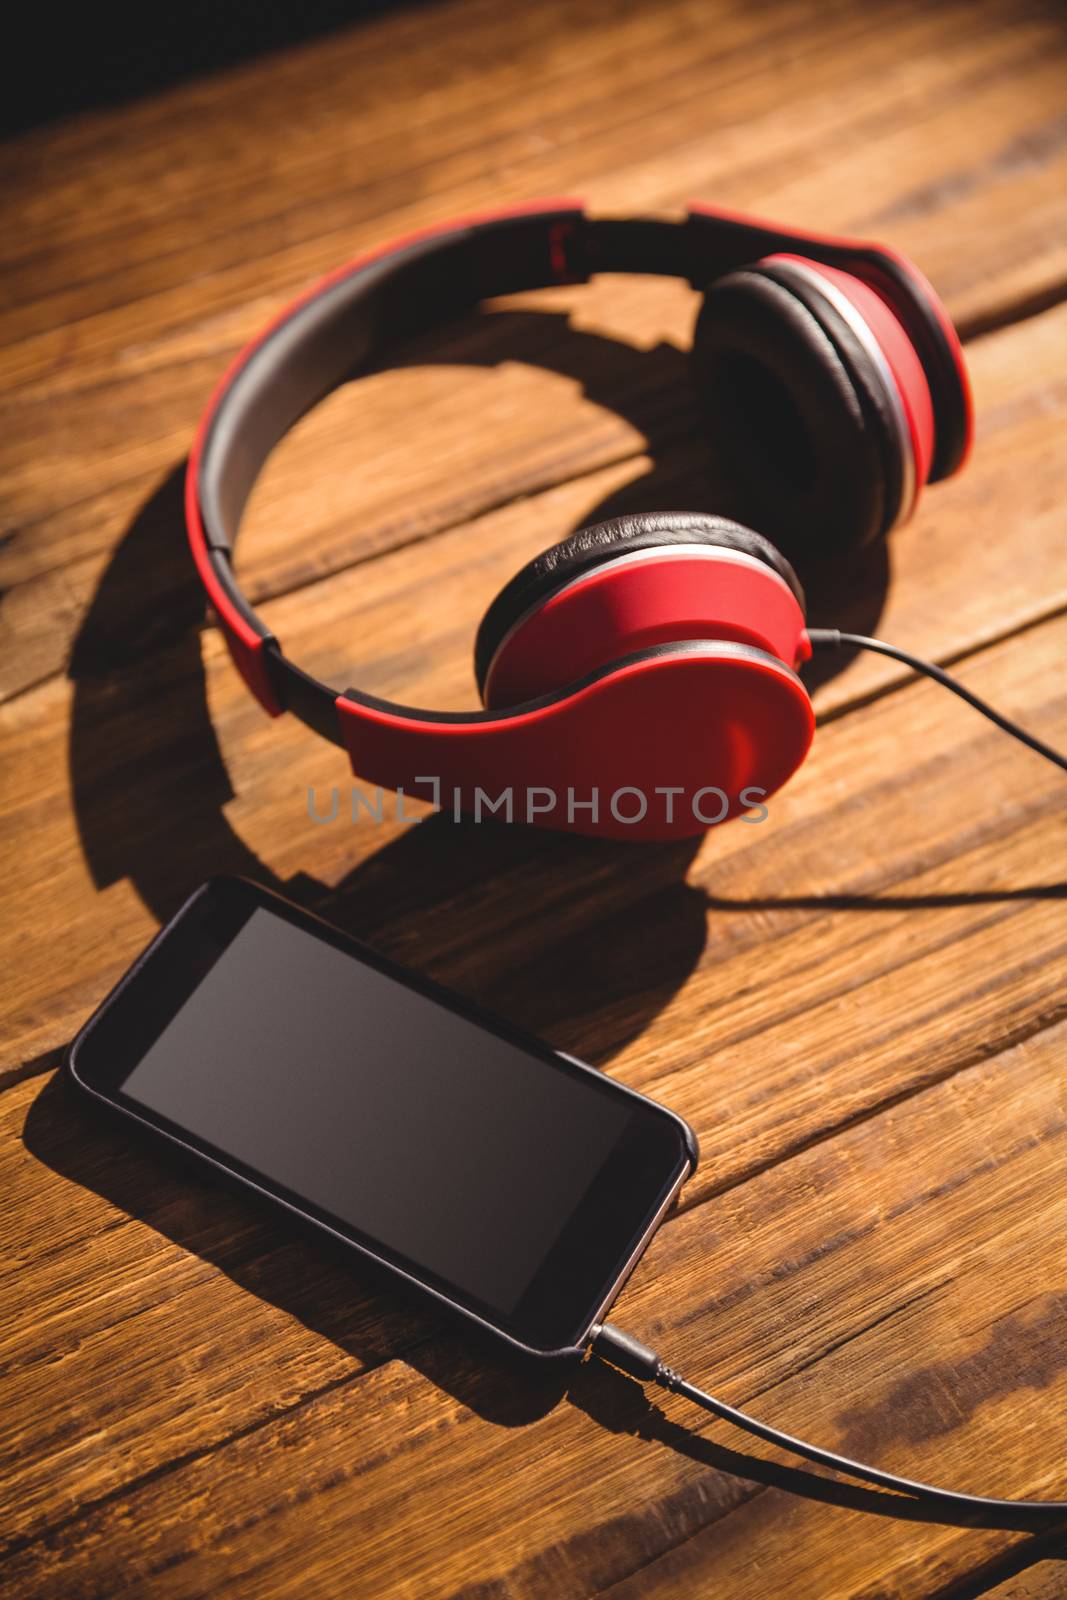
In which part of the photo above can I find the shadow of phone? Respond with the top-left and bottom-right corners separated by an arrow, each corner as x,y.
22,1069 -> 573,1426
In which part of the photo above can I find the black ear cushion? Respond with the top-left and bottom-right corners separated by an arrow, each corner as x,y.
474,510 -> 803,696
690,262 -> 904,562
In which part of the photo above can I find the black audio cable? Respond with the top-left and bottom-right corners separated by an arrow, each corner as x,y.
592,1324 -> 1067,1518
806,629 -> 1067,774
591,636 -> 1067,1515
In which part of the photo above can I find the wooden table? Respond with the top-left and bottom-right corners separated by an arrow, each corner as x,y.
3,0 -> 1067,1593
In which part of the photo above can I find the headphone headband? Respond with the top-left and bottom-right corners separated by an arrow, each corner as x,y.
186,199 -> 970,738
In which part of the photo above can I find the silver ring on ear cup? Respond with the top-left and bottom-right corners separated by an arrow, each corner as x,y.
772,257 -> 917,526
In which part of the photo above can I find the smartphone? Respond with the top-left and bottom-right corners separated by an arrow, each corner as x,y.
65,877 -> 697,1360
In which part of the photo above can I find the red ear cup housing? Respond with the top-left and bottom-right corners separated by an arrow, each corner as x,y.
402,511 -> 815,839
691,255 -> 936,560
475,511 -> 805,699
477,511 -> 808,707
340,641 -> 815,841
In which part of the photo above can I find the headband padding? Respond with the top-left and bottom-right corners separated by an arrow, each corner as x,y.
474,510 -> 803,696
691,263 -> 905,560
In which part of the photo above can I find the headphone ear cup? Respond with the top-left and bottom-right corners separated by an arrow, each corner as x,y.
691,261 -> 911,562
474,510 -> 806,709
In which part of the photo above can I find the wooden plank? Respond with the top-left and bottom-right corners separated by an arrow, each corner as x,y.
4,0 -> 1063,373
1,607 -> 1064,1562
3,0 -> 1067,690
4,1015 -> 1067,1597
978,1562 -> 1067,1599
0,1070 -> 411,1555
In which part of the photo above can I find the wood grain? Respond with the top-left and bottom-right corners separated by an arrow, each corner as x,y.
4,0 -> 1067,695
4,281 -> 1067,706
3,600 -> 1066,1563
5,1021 -> 1067,1597
981,1564 -> 1067,1599
3,618 -> 1067,1588
3,0 -> 1067,1594
4,298 -> 1067,1082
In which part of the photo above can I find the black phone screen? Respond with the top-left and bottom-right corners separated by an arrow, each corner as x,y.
68,879 -> 694,1352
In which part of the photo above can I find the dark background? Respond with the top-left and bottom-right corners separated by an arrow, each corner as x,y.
7,1 -> 421,137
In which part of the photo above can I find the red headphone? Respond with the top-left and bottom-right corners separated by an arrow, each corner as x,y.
186,200 -> 972,840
